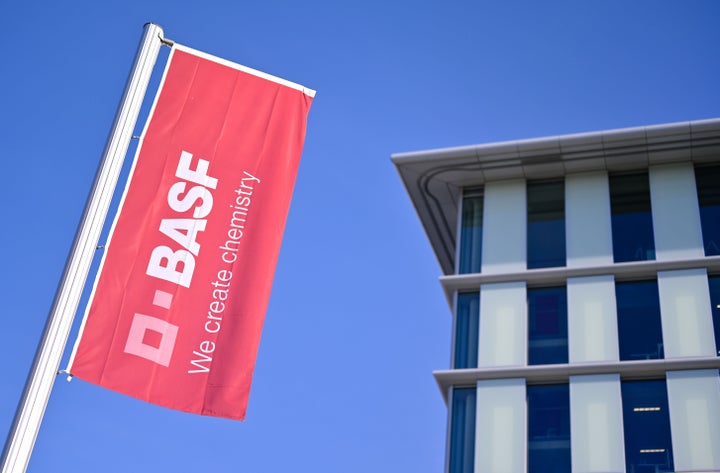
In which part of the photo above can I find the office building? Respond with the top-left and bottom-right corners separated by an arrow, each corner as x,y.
393,119 -> 720,473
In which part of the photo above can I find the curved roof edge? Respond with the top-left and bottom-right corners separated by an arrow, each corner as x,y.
392,118 -> 720,275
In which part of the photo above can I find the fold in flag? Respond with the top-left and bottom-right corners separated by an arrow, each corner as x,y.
68,44 -> 314,420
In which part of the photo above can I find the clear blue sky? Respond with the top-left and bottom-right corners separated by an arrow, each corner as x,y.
0,1 -> 718,472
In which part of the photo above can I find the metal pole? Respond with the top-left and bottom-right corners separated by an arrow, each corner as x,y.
1,23 -> 165,473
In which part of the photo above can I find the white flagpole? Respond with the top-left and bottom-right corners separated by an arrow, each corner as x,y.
1,23 -> 166,473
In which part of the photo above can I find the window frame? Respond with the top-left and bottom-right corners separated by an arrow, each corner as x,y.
527,179 -> 567,269
615,279 -> 664,361
457,187 -> 484,274
527,285 -> 568,366
609,171 -> 656,263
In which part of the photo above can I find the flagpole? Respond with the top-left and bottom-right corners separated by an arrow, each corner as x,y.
1,23 -> 166,473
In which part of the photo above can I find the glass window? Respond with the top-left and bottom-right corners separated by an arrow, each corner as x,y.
454,292 -> 480,369
615,280 -> 664,360
609,172 -> 655,262
527,384 -> 571,473
449,387 -> 476,473
459,188 -> 483,274
706,276 -> 720,356
527,181 -> 566,269
528,287 -> 568,365
695,165 -> 720,256
621,380 -> 674,473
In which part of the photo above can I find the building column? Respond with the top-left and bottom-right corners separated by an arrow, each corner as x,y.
649,163 -> 704,261
569,374 -> 625,473
481,179 -> 526,274
478,282 -> 527,367
475,378 -> 526,473
567,275 -> 619,363
565,171 -> 613,268
666,370 -> 720,472
657,268 -> 716,358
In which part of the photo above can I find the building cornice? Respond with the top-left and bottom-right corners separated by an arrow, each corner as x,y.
392,118 -> 720,275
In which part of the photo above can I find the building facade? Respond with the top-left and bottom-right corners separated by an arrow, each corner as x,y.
393,119 -> 720,473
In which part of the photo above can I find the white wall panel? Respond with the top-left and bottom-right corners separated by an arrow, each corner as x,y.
478,282 -> 527,367
658,269 -> 716,358
481,179 -> 526,273
568,275 -> 619,362
570,374 -> 625,473
566,172 -> 614,267
649,163 -> 704,260
667,370 -> 720,472
475,378 -> 526,473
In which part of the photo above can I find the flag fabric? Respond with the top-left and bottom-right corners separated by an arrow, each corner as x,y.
68,44 -> 314,420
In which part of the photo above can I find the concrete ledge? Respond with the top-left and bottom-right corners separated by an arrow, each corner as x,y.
438,255 -> 720,307
434,356 -> 720,403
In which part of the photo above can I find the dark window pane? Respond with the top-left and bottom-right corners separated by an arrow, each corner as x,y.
449,388 -> 476,473
528,385 -> 571,473
706,276 -> 720,356
527,181 -> 566,269
454,292 -> 479,369
609,173 -> 655,262
459,188 -> 483,274
616,281 -> 664,360
528,287 -> 568,365
621,380 -> 674,473
695,165 -> 720,256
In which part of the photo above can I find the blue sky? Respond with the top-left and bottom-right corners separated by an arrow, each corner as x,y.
0,1 -> 718,472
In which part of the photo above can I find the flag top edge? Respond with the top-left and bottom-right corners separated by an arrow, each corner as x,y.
173,43 -> 316,98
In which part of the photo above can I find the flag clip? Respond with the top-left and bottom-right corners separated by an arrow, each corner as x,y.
57,369 -> 73,382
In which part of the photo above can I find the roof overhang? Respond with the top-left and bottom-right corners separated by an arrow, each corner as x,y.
392,118 -> 720,275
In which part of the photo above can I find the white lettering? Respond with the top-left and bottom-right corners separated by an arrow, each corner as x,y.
146,246 -> 195,288
167,182 -> 214,219
158,218 -> 207,256
177,151 -> 218,189
187,349 -> 212,374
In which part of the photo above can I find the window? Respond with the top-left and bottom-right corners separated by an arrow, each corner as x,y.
621,380 -> 674,473
454,292 -> 479,369
706,276 -> 720,356
449,388 -> 476,473
527,384 -> 571,473
695,165 -> 720,256
459,188 -> 483,274
528,287 -> 568,365
615,280 -> 664,360
527,181 -> 566,269
609,172 -> 655,262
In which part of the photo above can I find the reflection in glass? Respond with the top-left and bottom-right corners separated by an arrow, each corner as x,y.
527,181 -> 566,269
459,188 -> 483,274
621,380 -> 674,473
449,388 -> 476,473
695,165 -> 720,256
615,280 -> 664,360
454,292 -> 479,369
706,276 -> 720,356
528,287 -> 568,365
609,173 -> 655,262
528,384 -> 571,473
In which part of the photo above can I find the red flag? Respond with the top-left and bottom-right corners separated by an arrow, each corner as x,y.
68,44 -> 314,420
